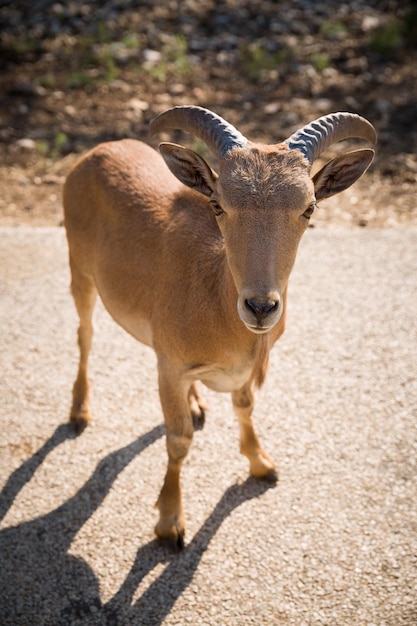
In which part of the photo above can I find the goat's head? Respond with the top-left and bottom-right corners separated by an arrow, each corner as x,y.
150,106 -> 376,334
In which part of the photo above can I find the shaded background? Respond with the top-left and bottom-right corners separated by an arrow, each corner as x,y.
0,0 -> 416,227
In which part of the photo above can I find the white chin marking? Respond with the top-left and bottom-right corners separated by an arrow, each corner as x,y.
245,324 -> 271,335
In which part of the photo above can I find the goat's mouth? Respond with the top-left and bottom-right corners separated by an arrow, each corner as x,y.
244,323 -> 272,335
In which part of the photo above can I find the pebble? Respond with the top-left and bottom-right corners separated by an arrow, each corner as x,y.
15,138 -> 36,151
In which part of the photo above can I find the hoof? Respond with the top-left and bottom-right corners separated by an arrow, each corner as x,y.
191,408 -> 205,432
189,384 -> 207,432
69,405 -> 91,435
250,466 -> 279,483
69,416 -> 88,435
260,468 -> 279,483
155,524 -> 185,552
249,452 -> 278,483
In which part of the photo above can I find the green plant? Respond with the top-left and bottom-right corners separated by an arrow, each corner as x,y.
50,132 -> 69,160
96,20 -> 111,44
310,52 -> 330,72
66,39 -> 119,87
121,32 -> 141,50
100,49 -> 118,82
320,21 -> 347,40
3,36 -> 40,56
164,34 -> 188,71
370,8 -> 417,57
402,7 -> 417,47
67,70 -> 97,88
62,22 -> 122,87
370,20 -> 402,57
35,132 -> 69,161
35,139 -> 49,157
35,71 -> 57,89
145,34 -> 190,81
239,43 -> 292,82
190,138 -> 211,158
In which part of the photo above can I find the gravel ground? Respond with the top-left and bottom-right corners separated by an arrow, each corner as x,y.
1,226 -> 417,625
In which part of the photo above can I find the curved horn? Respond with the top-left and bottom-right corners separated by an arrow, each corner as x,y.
285,112 -> 377,165
150,105 -> 247,157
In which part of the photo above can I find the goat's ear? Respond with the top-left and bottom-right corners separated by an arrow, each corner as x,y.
159,142 -> 217,197
312,149 -> 375,201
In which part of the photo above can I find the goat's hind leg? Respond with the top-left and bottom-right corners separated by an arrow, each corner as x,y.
69,257 -> 97,433
232,382 -> 278,482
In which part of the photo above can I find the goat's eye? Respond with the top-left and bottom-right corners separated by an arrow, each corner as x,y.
210,199 -> 224,217
302,203 -> 316,220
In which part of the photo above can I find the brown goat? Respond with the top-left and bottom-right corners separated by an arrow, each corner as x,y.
63,106 -> 376,548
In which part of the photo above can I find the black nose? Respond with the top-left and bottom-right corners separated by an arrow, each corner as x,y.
245,298 -> 279,324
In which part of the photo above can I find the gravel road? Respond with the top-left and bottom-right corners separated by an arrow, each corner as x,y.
1,226 -> 416,625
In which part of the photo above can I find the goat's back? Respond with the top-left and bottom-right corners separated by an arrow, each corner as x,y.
64,140 -> 181,247
63,139 -> 232,355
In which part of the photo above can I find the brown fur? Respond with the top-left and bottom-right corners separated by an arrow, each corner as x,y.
64,122 -> 374,548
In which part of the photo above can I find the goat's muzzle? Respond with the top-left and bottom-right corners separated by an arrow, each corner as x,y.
238,292 -> 283,334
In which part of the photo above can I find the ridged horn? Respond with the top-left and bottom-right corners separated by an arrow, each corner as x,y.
150,105 -> 247,157
285,112 -> 377,164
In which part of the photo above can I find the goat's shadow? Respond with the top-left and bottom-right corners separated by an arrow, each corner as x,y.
0,422 -> 274,626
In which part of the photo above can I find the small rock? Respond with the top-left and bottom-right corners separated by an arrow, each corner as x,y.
169,84 -> 185,95
362,15 -> 381,32
142,49 -> 161,63
264,102 -> 281,115
315,98 -> 332,113
51,3 -> 65,16
281,112 -> 300,127
10,81 -> 46,97
64,105 -> 76,117
43,175 -> 63,185
127,98 -> 149,112
16,138 -> 36,151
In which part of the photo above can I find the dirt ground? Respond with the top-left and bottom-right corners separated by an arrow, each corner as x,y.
0,0 -> 416,228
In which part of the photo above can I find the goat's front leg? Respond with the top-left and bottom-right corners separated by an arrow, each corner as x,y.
155,359 -> 194,549
232,383 -> 278,482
